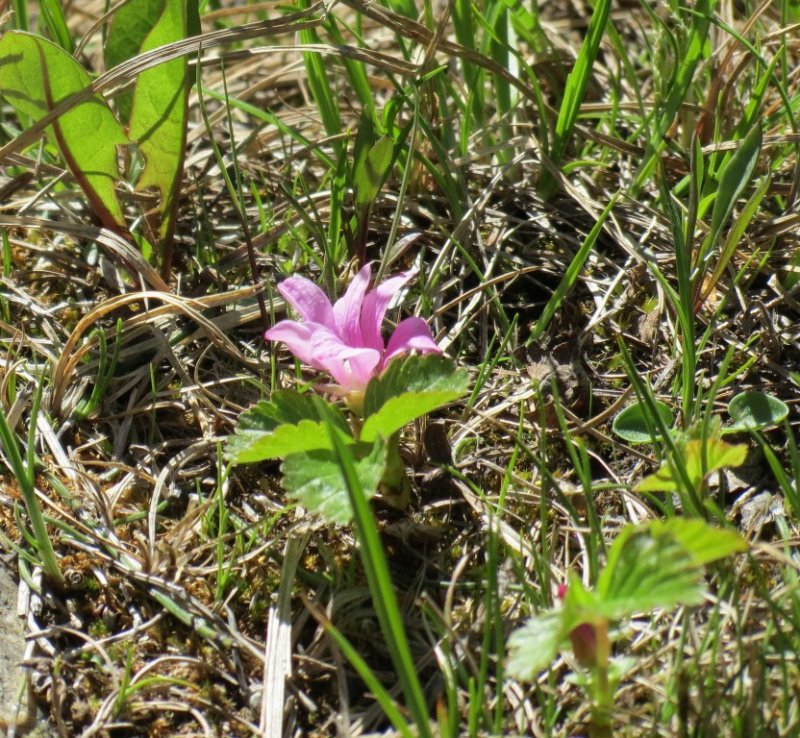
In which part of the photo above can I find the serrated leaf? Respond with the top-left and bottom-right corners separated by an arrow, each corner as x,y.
596,518 -> 745,620
506,610 -> 567,681
228,392 -> 352,462
0,31 -> 130,232
636,438 -> 748,493
727,391 -> 789,431
106,0 -> 189,247
281,437 -> 387,525
361,354 -> 469,441
612,400 -> 674,444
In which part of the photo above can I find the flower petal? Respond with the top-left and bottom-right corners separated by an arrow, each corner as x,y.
265,320 -> 317,365
310,328 -> 381,392
360,270 -> 414,351
332,263 -> 372,345
277,275 -> 335,328
383,316 -> 441,365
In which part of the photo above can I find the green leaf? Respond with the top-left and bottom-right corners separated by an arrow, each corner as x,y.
228,392 -> 352,463
105,0 -> 189,247
636,437 -> 748,494
354,135 -> 394,210
612,400 -> 674,444
596,518 -> 745,621
281,437 -> 387,525
360,355 -> 469,443
709,124 -> 762,243
230,419 -> 355,463
506,610 -> 567,681
0,31 -> 130,231
727,391 -> 789,431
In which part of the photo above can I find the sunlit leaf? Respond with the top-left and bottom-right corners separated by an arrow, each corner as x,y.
596,518 -> 746,620
360,355 -> 469,442
106,0 -> 189,247
281,437 -> 387,525
506,610 -> 567,680
0,31 -> 130,231
354,135 -> 394,210
636,438 -> 747,493
228,391 -> 352,462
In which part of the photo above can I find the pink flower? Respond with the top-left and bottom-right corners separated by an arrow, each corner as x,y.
265,264 -> 441,394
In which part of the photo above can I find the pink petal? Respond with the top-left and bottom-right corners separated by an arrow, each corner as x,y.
360,270 -> 414,351
332,263 -> 372,345
277,276 -> 335,328
310,328 -> 381,392
383,316 -> 441,365
265,320 -> 317,365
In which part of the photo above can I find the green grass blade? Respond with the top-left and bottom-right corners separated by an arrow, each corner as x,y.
324,420 -> 433,738
540,0 -> 612,197
531,193 -> 617,341
39,0 -> 74,53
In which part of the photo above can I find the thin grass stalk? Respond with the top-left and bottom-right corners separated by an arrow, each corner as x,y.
539,0 -> 611,198
11,0 -> 28,31
0,380 -> 62,585
325,423 -> 433,738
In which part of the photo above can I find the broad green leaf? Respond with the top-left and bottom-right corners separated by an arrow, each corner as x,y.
360,355 -> 469,442
106,0 -> 189,248
0,31 -> 129,231
506,611 -> 567,681
104,0 -> 164,123
636,438 -> 748,493
228,391 -> 351,463
727,391 -> 789,431
281,437 -> 387,525
596,519 -> 745,620
612,400 -> 674,444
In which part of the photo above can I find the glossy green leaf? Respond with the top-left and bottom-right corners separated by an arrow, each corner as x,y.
228,391 -> 352,463
361,355 -> 470,443
636,438 -> 748,494
727,391 -> 789,431
106,0 -> 189,246
0,31 -> 129,231
281,437 -> 387,525
611,400 -> 674,444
